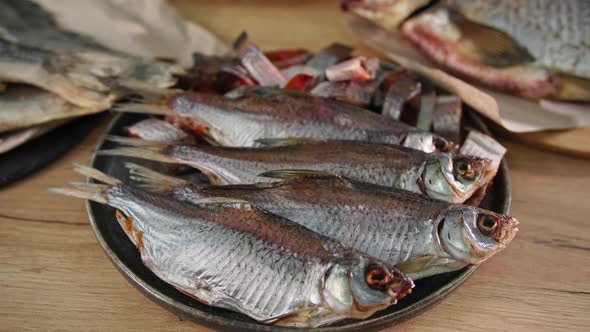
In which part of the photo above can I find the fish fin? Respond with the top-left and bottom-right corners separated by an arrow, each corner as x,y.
254,137 -> 326,147
113,102 -> 170,116
448,10 -> 534,68
99,136 -> 179,163
115,210 -> 141,248
68,182 -> 110,192
105,135 -> 170,149
97,147 -> 178,164
72,163 -> 122,185
258,169 -> 339,180
125,162 -> 188,194
396,256 -> 439,273
48,186 -> 107,204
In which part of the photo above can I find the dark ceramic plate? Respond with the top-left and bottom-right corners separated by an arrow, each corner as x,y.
0,114 -> 102,187
86,111 -> 511,331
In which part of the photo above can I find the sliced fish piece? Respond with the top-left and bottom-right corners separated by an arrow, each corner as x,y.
100,137 -> 494,203
127,164 -> 519,280
432,95 -> 463,144
233,32 -> 286,86
50,165 -> 413,327
124,118 -> 192,143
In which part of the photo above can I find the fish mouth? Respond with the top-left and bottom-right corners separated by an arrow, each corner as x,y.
498,216 -> 519,246
386,268 -> 414,302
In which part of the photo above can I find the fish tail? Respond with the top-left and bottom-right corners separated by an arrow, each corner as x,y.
125,162 -> 188,194
72,163 -> 122,185
97,136 -> 178,164
113,102 -> 170,116
113,86 -> 180,116
48,185 -> 107,204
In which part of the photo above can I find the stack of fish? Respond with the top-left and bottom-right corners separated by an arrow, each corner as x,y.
51,33 -> 519,327
0,0 -> 183,153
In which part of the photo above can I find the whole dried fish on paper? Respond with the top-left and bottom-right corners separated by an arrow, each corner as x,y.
50,165 -> 413,327
100,137 -> 493,203
115,87 -> 455,153
126,163 -> 519,280
0,0 -> 184,109
0,85 -> 102,133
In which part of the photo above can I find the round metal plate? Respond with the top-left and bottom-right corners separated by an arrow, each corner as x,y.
86,111 -> 510,331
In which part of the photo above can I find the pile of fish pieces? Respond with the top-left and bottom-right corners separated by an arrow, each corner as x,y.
51,33 -> 518,327
0,0 -> 183,153
343,0 -> 590,101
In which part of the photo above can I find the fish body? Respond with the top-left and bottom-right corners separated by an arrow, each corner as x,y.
102,138 -> 494,203
128,165 -> 519,279
344,0 -> 590,100
51,166 -> 413,327
117,87 -> 454,153
0,85 -> 102,133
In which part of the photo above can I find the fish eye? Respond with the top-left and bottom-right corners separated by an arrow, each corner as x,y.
433,138 -> 449,152
454,159 -> 475,180
477,215 -> 497,235
365,265 -> 390,291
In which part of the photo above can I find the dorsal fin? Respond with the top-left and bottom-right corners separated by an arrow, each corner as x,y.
447,8 -> 534,68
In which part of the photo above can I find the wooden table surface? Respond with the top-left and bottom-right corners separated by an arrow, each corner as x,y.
1,1 -> 589,331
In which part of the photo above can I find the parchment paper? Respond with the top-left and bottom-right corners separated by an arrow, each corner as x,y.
346,17 -> 590,133
34,0 -> 229,66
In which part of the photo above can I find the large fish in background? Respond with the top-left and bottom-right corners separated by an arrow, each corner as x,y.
343,0 -> 590,101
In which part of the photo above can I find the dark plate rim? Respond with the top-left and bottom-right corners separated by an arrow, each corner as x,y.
85,110 -> 511,331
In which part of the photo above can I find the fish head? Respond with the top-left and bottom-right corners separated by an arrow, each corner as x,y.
341,0 -> 430,30
422,154 -> 495,203
438,207 -> 519,265
322,257 -> 413,317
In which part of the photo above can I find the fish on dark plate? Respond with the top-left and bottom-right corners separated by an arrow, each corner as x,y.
99,137 -> 494,203
343,0 -> 590,101
115,87 -> 455,153
49,165 -> 414,327
126,163 -> 519,280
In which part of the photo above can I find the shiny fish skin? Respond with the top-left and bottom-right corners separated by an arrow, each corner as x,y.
50,167 -> 413,327
446,0 -> 590,79
128,166 -> 520,280
101,138 -> 495,203
116,87 -> 454,153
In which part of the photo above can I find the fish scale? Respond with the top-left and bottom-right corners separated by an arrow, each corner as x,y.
448,0 -> 590,78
